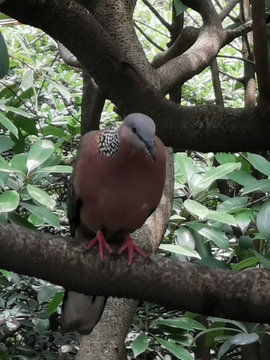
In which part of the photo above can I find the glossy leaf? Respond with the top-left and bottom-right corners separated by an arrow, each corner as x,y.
236,210 -> 251,233
185,223 -> 229,249
155,337 -> 193,360
132,333 -> 148,357
159,244 -> 200,258
215,153 -> 236,164
242,179 -> 270,194
176,227 -> 195,249
230,333 -> 259,345
0,162 -> 24,174
0,112 -> 18,137
21,202 -> 60,228
206,211 -> 236,225
247,152 -> 270,176
47,292 -> 64,314
37,285 -> 62,303
192,163 -> 240,195
10,153 -> 27,174
3,105 -> 34,118
217,197 -> 248,213
0,135 -> 14,152
33,165 -> 72,174
26,140 -> 54,173
0,190 -> 19,212
175,154 -> 194,183
27,184 -> 56,209
173,0 -> 188,16
28,213 -> 44,227
21,69 -> 33,91
227,170 -> 256,186
153,318 -> 206,331
231,257 -> 258,271
217,339 -> 234,360
256,198 -> 270,238
184,199 -> 209,218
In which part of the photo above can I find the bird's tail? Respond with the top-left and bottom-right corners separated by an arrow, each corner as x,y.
60,291 -> 107,335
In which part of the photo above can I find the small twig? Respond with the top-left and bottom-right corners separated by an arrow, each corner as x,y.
134,23 -> 164,51
217,54 -> 254,65
134,19 -> 170,38
141,0 -> 173,32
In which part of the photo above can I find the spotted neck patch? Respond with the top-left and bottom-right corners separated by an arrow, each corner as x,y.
97,128 -> 120,157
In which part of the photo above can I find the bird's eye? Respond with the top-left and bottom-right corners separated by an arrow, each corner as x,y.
132,126 -> 137,134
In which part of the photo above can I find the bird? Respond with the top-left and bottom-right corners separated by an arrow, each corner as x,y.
60,113 -> 166,335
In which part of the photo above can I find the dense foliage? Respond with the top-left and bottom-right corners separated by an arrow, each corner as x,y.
0,1 -> 270,360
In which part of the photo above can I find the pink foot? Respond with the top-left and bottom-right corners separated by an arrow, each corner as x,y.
118,235 -> 146,264
87,230 -> 113,260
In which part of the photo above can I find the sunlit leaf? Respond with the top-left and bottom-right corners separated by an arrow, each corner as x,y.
21,69 -> 33,91
256,198 -> 270,238
27,184 -> 56,209
217,197 -> 248,213
0,112 -> 18,137
247,152 -> 270,176
235,210 -> 251,233
185,223 -> 229,249
132,334 -> 148,357
242,179 -> 270,194
206,211 -> 236,225
27,140 -> 54,172
159,244 -> 200,258
33,165 -> 72,174
184,199 -> 209,218
230,333 -> 259,345
0,190 -> 19,212
155,337 -> 193,360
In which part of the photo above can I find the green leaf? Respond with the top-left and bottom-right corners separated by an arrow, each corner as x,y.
47,291 -> 64,314
231,257 -> 258,271
217,339 -> 235,360
27,140 -> 55,173
206,211 -> 236,225
3,105 -> 34,118
33,165 -> 72,174
21,69 -> 33,91
0,31 -> 9,79
0,171 -> 8,189
132,333 -> 148,357
247,152 -> 270,176
192,163 -> 240,195
0,112 -> 18,137
0,162 -> 24,175
242,179 -> 270,194
207,317 -> 247,333
8,212 -> 36,230
155,337 -> 193,360
215,153 -> 236,164
37,285 -> 62,303
159,244 -> 200,258
174,154 -> 194,183
21,202 -> 60,228
10,153 -> 27,174
28,213 -> 44,227
185,223 -> 229,249
252,250 -> 270,270
256,198 -> 270,238
230,333 -> 259,345
0,190 -> 19,212
239,235 -> 253,250
0,135 -> 14,152
235,210 -> 251,233
173,0 -> 188,16
227,170 -> 256,186
42,125 -> 66,138
153,318 -> 206,331
51,81 -> 71,102
27,184 -> 56,209
217,197 -> 248,213
184,199 -> 209,218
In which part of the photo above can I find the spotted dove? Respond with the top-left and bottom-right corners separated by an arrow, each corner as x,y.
60,113 -> 166,335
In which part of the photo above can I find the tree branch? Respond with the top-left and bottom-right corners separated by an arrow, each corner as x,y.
1,223 -> 270,324
219,0 -> 239,22
251,0 -> 270,102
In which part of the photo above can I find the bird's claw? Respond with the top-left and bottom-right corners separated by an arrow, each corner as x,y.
87,230 -> 113,260
118,236 -> 146,264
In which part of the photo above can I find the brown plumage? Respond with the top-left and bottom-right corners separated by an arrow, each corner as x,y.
61,113 -> 166,335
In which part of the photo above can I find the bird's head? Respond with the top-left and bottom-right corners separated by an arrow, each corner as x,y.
119,113 -> 156,160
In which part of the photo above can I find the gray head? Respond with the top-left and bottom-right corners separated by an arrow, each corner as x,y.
119,113 -> 156,160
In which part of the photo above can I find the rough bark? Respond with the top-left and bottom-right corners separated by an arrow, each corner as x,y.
1,0 -> 270,151
1,220 -> 270,324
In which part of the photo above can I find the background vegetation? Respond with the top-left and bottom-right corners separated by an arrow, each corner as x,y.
0,1 -> 270,360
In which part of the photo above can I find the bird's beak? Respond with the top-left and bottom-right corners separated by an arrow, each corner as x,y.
144,141 -> 156,161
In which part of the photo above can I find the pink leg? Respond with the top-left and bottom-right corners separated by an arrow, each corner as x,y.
87,230 -> 113,260
118,235 -> 146,264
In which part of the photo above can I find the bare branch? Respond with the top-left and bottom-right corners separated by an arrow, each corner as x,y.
141,0 -> 173,32
251,0 -> 270,102
219,0 -> 239,22
181,0 -> 219,25
1,223 -> 270,324
134,22 -> 164,51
